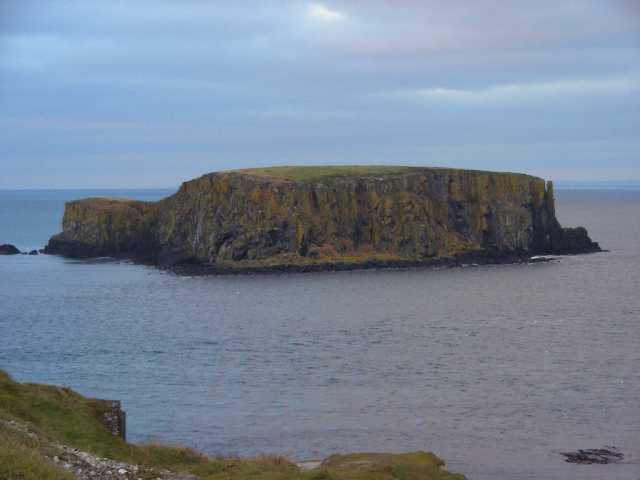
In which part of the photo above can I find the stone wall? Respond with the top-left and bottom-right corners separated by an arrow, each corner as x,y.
97,400 -> 126,441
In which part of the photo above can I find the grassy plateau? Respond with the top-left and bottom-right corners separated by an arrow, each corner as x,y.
235,166 -> 415,182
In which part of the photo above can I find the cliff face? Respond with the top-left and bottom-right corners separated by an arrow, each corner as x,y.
46,166 -> 600,271
46,198 -> 156,258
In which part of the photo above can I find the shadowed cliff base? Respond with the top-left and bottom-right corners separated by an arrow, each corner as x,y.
45,166 -> 601,273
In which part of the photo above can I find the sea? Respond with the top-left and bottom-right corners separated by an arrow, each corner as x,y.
1,188 -> 639,480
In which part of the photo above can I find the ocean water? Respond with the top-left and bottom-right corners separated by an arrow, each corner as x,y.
1,188 -> 639,480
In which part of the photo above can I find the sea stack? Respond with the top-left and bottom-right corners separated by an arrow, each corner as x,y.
45,166 -> 600,272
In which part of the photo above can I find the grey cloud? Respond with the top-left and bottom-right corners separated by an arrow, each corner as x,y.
1,1 -> 639,188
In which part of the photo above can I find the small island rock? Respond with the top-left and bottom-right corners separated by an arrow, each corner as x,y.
0,244 -> 20,255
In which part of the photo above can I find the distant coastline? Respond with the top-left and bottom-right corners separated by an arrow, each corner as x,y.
554,180 -> 640,190
3,181 -> 640,192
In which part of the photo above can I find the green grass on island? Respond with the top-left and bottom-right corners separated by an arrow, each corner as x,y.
235,165 -> 416,182
231,165 -> 531,183
0,370 -> 465,480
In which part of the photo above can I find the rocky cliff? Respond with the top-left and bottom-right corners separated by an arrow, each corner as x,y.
46,166 -> 600,272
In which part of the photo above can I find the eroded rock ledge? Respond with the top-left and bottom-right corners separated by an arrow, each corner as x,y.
45,166 -> 600,272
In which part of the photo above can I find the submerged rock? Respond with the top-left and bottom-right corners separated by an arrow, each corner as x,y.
0,244 -> 20,255
560,447 -> 624,464
45,166 -> 601,272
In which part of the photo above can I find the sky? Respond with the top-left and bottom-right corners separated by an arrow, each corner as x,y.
1,0 -> 639,188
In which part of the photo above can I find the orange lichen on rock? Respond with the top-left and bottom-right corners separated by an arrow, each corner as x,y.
46,166 -> 600,270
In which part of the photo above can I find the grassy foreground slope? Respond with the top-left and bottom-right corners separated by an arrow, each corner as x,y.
0,370 -> 465,480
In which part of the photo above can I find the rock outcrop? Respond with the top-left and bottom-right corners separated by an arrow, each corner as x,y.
0,244 -> 20,255
46,166 -> 600,272
560,447 -> 624,464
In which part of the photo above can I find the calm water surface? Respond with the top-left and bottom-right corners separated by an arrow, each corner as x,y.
1,189 -> 639,480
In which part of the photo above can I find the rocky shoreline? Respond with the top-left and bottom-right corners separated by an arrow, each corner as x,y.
36,244 -> 567,276
6,238 -> 598,277
164,249 -> 559,276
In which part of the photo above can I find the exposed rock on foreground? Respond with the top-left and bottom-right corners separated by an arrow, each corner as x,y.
46,166 -> 600,272
2,419 -> 198,480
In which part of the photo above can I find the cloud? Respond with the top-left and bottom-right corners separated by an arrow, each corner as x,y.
1,1 -> 639,187
405,76 -> 640,104
307,3 -> 345,23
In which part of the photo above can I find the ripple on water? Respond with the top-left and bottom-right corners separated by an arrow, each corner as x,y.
1,190 -> 640,479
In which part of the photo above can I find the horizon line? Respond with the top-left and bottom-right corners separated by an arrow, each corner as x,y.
2,179 -> 640,192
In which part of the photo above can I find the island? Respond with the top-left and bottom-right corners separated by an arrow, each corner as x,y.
45,166 -> 600,272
